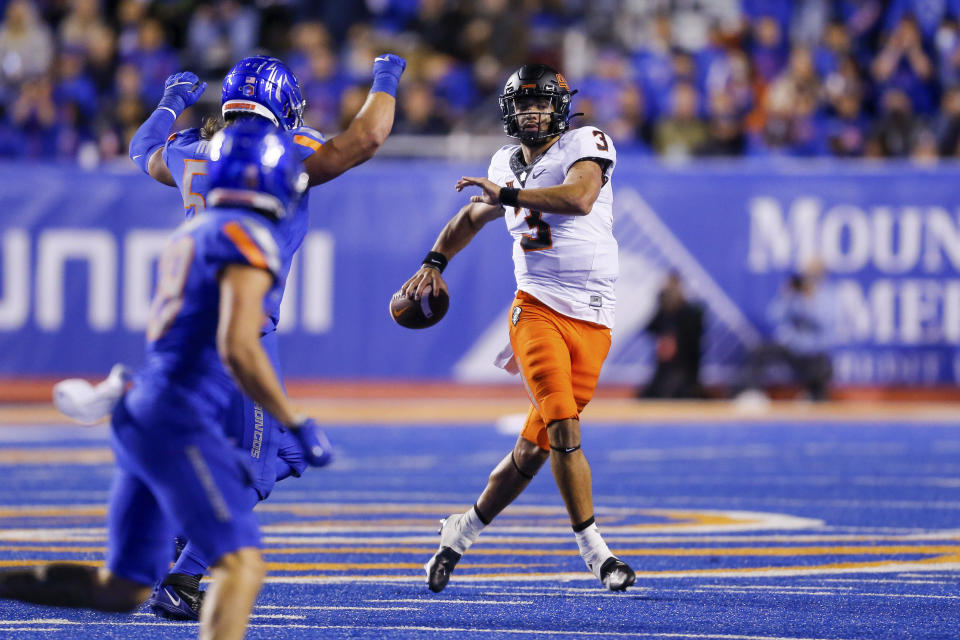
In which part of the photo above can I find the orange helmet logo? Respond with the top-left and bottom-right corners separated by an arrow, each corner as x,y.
556,73 -> 569,90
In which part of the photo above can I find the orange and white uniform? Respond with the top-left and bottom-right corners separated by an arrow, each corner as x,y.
487,126 -> 618,450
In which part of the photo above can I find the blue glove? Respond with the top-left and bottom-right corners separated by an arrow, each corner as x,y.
158,71 -> 207,117
290,417 -> 334,467
371,54 -> 406,97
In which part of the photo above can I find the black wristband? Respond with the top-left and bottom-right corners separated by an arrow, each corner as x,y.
422,251 -> 448,273
499,187 -> 520,208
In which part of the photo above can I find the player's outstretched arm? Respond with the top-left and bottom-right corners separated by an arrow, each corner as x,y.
216,265 -> 297,425
457,160 -> 604,215
303,54 -> 406,186
400,201 -> 503,300
129,71 -> 207,186
216,264 -> 332,466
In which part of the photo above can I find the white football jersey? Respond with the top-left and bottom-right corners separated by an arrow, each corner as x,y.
487,125 -> 618,328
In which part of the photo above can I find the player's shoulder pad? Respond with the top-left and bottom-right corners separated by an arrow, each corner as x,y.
560,125 -> 616,180
288,126 -> 325,151
163,127 -> 203,166
219,214 -> 283,278
165,127 -> 202,149
189,212 -> 282,279
489,143 -> 518,169
565,124 -> 615,149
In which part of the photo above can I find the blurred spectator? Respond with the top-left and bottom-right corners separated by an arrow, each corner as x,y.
699,90 -> 746,155
825,89 -> 869,156
57,0 -> 106,53
185,0 -> 259,76
703,48 -> 754,117
606,84 -> 652,152
125,17 -> 178,105
910,127 -> 939,163
935,85 -> 960,155
934,18 -> 960,86
749,15 -> 789,83
790,92 -> 828,155
576,49 -> 633,126
394,81 -> 450,135
868,88 -> 925,157
638,272 -> 704,400
790,0 -> 832,46
871,16 -> 935,114
115,0 -> 146,60
288,22 -> 345,133
766,45 -> 822,119
407,0 -> 468,60
54,48 -> 97,120
631,13 -> 675,124
836,0 -> 884,49
748,81 -> 802,155
9,73 -> 56,157
653,81 -> 708,159
86,23 -> 117,99
296,0 -> 371,47
112,62 -> 147,152
742,0 -> 793,34
336,84 -> 369,133
8,2 -> 960,164
814,21 -> 853,77
667,0 -> 741,53
0,0 -> 54,88
823,54 -> 868,112
737,261 -> 835,402
884,0 -> 960,42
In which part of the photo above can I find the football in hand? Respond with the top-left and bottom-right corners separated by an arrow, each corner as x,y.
389,286 -> 449,329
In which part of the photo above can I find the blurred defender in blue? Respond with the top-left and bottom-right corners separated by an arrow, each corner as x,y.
0,120 -> 332,640
128,53 -> 405,619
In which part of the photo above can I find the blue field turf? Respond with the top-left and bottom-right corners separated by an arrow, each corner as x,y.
1,416 -> 960,639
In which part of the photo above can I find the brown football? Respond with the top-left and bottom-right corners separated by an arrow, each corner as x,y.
389,286 -> 450,329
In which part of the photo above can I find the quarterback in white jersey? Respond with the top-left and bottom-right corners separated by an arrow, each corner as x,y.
487,122 -> 618,328
401,64 -> 634,594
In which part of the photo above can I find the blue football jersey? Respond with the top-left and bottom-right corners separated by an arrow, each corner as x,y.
124,210 -> 285,434
162,125 -> 324,326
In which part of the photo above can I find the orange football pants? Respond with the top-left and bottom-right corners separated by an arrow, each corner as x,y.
509,291 -> 612,451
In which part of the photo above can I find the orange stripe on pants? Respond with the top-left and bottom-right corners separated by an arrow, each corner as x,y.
508,291 -> 611,451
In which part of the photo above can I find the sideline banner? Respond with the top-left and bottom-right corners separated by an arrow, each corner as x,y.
0,158 -> 957,385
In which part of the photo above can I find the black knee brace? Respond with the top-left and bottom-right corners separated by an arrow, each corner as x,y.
511,452 -> 537,480
546,419 -> 581,454
550,443 -> 581,454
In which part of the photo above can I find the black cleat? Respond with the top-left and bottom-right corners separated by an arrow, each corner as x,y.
424,546 -> 462,593
147,573 -> 204,621
599,556 -> 636,592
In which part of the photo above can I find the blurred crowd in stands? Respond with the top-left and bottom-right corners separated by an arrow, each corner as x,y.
4,0 -> 960,164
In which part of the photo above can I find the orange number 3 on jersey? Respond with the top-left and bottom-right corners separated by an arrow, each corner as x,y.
520,209 -> 552,252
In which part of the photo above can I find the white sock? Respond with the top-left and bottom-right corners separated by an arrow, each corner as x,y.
445,506 -> 487,554
574,523 -> 612,579
458,506 -> 487,545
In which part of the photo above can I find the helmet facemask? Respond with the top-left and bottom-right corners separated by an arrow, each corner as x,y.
500,88 -> 573,144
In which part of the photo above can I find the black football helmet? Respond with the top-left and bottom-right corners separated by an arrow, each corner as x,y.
499,64 -> 576,144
